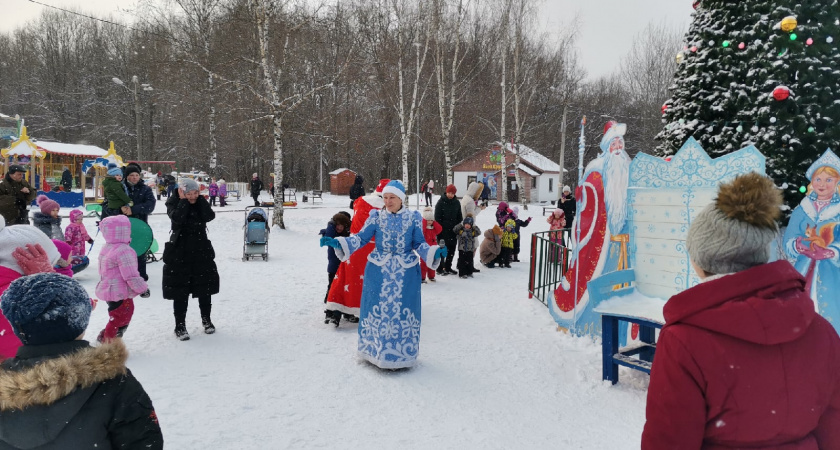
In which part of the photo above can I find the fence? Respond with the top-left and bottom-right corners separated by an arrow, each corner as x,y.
528,229 -> 572,306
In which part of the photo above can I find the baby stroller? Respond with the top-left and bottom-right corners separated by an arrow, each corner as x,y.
243,206 -> 270,261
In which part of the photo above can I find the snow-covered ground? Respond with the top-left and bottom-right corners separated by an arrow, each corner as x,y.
67,192 -> 649,449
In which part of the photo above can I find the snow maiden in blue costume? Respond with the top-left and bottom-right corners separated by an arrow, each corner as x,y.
322,180 -> 445,369
783,149 -> 840,333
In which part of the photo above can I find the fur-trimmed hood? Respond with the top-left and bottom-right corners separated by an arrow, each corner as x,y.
0,340 -> 128,411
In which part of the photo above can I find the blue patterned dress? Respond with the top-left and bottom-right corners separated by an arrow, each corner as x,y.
783,193 -> 840,333
335,207 -> 440,369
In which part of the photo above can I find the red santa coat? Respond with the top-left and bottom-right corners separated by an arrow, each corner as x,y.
642,261 -> 840,450
325,193 -> 383,316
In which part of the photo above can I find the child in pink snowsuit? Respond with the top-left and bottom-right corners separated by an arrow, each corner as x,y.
420,207 -> 442,282
95,215 -> 147,342
64,209 -> 92,259
547,208 -> 566,263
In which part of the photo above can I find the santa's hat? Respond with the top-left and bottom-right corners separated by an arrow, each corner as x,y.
374,179 -> 390,194
600,121 -> 627,153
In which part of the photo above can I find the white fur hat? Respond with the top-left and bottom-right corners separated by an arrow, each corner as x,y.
0,216 -> 61,275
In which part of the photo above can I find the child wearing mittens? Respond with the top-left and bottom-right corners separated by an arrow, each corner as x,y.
95,215 -> 147,342
32,195 -> 64,240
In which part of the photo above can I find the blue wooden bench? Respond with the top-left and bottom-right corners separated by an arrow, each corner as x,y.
588,269 -> 664,385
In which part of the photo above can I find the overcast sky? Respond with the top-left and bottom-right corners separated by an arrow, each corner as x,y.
3,0 -> 695,80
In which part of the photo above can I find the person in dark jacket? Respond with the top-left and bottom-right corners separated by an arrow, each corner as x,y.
642,173 -> 840,449
0,165 -> 36,225
558,185 -> 576,223
122,163 -> 156,297
348,175 -> 365,209
0,272 -> 163,449
434,184 -> 462,275
453,214 -> 480,278
162,178 -> 219,341
60,168 -> 72,192
319,211 -> 351,326
250,173 -> 263,206
510,206 -> 532,262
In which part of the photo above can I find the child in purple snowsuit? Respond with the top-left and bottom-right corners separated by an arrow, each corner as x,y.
218,179 -> 227,207
208,179 -> 219,206
95,215 -> 148,342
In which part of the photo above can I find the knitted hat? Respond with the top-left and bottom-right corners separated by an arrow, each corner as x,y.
252,173 -> 258,178
7,165 -> 26,174
492,224 -> 503,236
463,213 -> 475,226
512,206 -> 519,219
374,179 -> 390,193
563,185 -> 571,193
69,209 -> 84,223
381,180 -> 406,202
446,184 -> 457,195
123,163 -> 142,178
686,173 -> 781,275
36,195 -> 59,215
106,162 -> 122,177
421,206 -> 434,222
1,273 -> 92,345
505,219 -> 516,229
0,216 -> 61,275
553,208 -> 564,218
497,202 -> 509,211
180,178 -> 200,193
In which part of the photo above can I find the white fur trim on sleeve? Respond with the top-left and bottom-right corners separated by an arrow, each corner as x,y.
335,237 -> 351,261
426,245 -> 441,271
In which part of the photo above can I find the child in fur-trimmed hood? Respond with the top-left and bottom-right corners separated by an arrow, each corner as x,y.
0,273 -> 163,449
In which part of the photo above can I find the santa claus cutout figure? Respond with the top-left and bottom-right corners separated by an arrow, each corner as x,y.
553,121 -> 631,334
324,179 -> 390,326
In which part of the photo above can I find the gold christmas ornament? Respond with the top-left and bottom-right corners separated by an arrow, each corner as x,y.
676,52 -> 685,64
780,16 -> 798,33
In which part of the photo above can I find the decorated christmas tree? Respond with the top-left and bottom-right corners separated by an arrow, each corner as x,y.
657,0 -> 840,212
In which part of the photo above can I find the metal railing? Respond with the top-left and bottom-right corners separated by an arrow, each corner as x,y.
528,229 -> 572,306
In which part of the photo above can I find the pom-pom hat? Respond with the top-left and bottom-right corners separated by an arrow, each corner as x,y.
1,273 -> 92,345
381,180 -> 406,202
421,206 -> 434,222
686,172 -> 781,275
36,195 -> 59,215
106,162 -> 122,177
0,216 -> 60,275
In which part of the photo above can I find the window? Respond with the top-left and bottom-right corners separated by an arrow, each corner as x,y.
467,175 -> 477,185
549,178 -> 554,192
532,177 -> 537,189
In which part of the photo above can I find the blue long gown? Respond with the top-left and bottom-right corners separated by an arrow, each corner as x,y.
783,193 -> 840,333
336,207 -> 440,369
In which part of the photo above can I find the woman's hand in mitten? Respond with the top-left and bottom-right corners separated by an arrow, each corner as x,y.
13,244 -> 55,275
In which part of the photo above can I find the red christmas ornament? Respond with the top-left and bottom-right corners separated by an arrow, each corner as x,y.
692,1 -> 701,9
661,103 -> 668,115
773,85 -> 791,101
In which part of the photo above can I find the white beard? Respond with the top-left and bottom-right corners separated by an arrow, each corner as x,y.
604,151 -> 630,234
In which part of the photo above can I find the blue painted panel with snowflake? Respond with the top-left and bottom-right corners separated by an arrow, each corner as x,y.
625,138 -> 766,299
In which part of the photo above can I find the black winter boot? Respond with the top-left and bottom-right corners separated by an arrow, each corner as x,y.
175,322 -> 190,341
202,316 -> 215,334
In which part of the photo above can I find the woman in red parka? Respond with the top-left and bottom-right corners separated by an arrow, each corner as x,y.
642,173 -> 840,450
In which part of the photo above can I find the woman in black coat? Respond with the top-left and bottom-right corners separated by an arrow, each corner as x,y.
162,178 -> 219,341
348,175 -> 365,209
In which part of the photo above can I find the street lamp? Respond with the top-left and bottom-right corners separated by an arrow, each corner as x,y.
113,76 -> 153,161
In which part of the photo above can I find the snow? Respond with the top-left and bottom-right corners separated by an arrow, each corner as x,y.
593,291 -> 667,324
503,142 -> 561,173
33,141 -> 108,157
328,167 -> 353,175
68,193 -> 649,448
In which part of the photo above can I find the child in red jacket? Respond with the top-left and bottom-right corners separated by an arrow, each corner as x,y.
642,173 -> 840,450
420,207 -> 442,283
